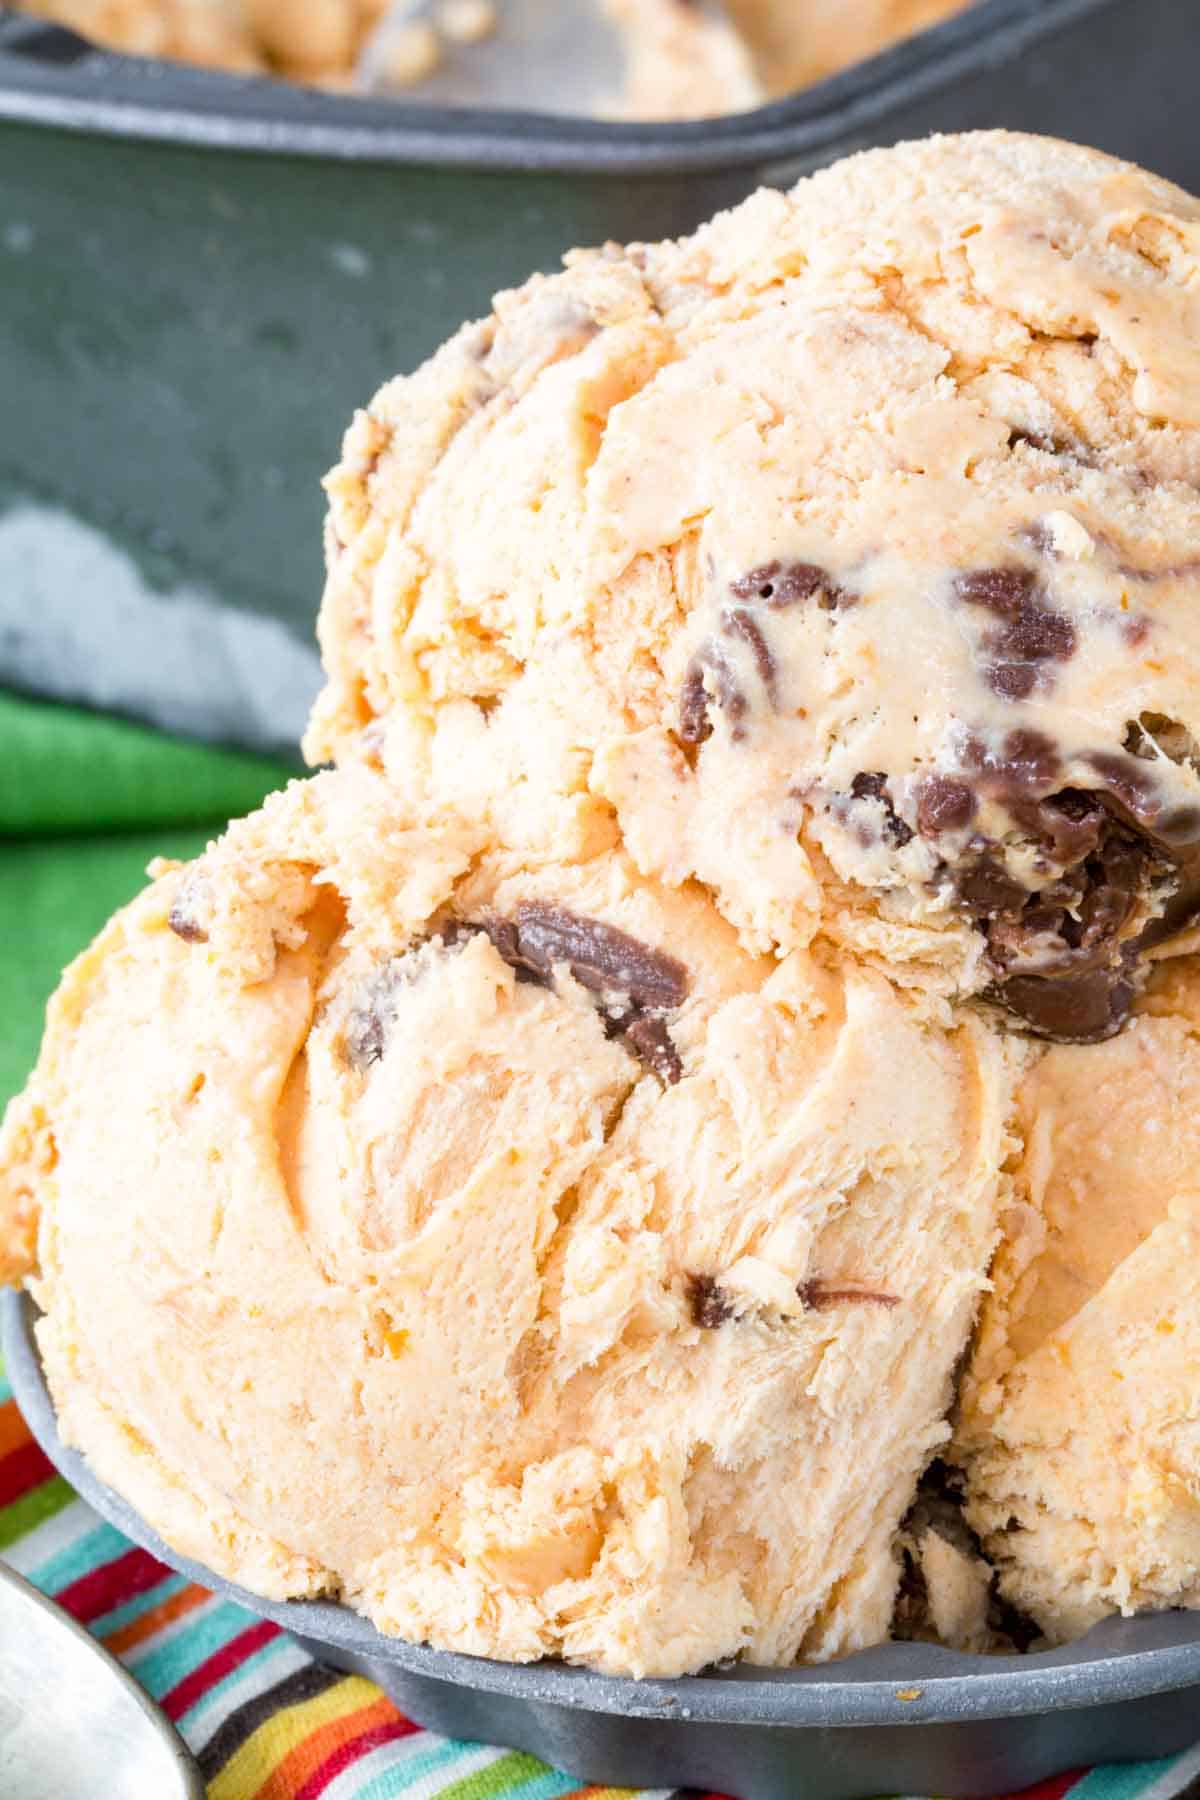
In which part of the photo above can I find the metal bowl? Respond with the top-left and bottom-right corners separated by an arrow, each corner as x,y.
5,1289 -> 1200,1800
0,1559 -> 204,1799
2,0 -> 1199,752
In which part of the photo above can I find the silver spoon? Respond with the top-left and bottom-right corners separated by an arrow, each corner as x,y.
0,1560 -> 203,1800
356,0 -> 751,117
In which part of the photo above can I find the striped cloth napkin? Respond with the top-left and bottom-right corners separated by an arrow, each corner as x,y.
3,689 -> 1200,1800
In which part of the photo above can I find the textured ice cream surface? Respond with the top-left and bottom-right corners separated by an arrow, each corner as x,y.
311,131 -> 1200,1045
891,1461 -> 1006,1656
0,767 -> 1017,1676
955,952 -> 1200,1640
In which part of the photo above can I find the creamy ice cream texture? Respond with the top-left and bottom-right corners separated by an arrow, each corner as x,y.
312,130 -> 1200,1046
957,950 -> 1200,1641
5,131 -> 1200,1676
0,771 -> 1013,1674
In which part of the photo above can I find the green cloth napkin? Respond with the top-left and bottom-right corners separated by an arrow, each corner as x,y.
0,689 -> 293,1108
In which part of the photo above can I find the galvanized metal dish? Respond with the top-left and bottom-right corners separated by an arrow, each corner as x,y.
5,1289 -> 1200,1799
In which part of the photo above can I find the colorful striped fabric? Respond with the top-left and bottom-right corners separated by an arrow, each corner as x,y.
2,1361 -> 1198,1800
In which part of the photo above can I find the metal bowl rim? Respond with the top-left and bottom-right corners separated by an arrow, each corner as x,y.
0,0 -> 1113,172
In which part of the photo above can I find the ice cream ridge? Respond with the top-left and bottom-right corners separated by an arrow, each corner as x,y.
4,131 -> 1200,1678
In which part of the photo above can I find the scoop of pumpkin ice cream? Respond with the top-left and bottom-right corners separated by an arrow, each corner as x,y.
955,951 -> 1200,1641
309,131 -> 1200,1044
18,0 -> 267,71
0,766 -> 1016,1676
602,0 -> 763,120
727,0 -> 968,99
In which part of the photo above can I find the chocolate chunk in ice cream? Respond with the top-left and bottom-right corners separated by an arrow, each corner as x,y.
902,714 -> 1200,1040
167,871 -> 211,944
168,903 -> 208,944
489,904 -> 687,1008
721,606 -> 778,703
953,566 -> 1076,703
678,643 -> 749,743
680,562 -> 859,743
622,1012 -> 685,1085
917,776 -> 977,837
344,954 -> 426,1068
687,1273 -> 733,1328
678,658 -> 715,744
893,1460 -> 1042,1653
850,772 -> 914,847
974,812 -> 1168,1041
480,904 -> 687,1081
730,560 -> 853,612
798,1278 -> 900,1310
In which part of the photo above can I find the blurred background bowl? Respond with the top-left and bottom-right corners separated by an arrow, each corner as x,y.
1,0 -> 1197,753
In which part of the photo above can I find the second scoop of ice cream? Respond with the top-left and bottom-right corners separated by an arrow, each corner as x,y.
312,132 -> 1200,1045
